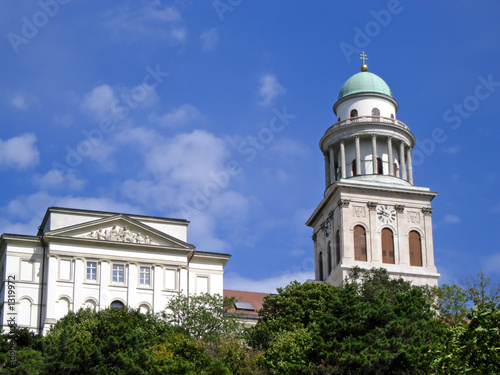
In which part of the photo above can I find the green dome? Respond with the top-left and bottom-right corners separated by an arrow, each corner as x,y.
338,71 -> 392,100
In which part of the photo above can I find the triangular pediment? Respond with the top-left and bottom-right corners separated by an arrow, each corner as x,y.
44,214 -> 194,250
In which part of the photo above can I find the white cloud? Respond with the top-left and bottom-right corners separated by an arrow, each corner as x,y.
224,271 -> 314,294
81,84 -> 117,119
9,93 -> 40,110
144,130 -> 230,184
482,253 -> 500,275
442,146 -> 460,155
53,113 -> 75,127
5,191 -> 141,222
266,138 -> 309,161
104,3 -> 186,45
149,104 -> 201,127
443,214 -> 461,224
0,133 -> 40,170
258,74 -> 286,106
34,169 -> 86,191
200,28 -> 219,51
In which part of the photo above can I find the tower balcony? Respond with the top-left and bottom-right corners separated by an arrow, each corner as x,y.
327,115 -> 410,133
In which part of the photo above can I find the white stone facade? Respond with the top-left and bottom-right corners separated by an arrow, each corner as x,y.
0,207 -> 230,334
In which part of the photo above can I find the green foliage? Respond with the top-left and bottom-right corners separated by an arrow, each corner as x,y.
249,268 -> 447,374
436,283 -> 469,325
432,305 -> 500,374
0,326 -> 44,374
461,269 -> 500,308
164,293 -> 243,342
43,307 -> 177,374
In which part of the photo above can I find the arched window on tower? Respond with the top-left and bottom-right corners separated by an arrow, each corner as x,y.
337,117 -> 341,122
353,225 -> 367,261
377,157 -> 383,174
335,230 -> 341,266
381,228 -> 395,264
318,251 -> 324,281
350,109 -> 358,118
372,107 -> 380,116
391,113 -> 395,119
409,231 -> 423,266
327,241 -> 332,276
352,159 -> 357,176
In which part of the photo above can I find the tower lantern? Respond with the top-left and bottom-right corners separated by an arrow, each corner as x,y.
306,54 -> 439,286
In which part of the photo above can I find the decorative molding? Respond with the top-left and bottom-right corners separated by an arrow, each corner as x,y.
84,226 -> 158,245
352,205 -> 366,218
328,210 -> 334,218
394,204 -> 405,213
312,232 -> 317,241
338,199 -> 350,208
421,207 -> 433,216
407,211 -> 421,223
366,201 -> 378,210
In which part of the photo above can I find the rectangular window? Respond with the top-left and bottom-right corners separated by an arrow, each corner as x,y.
86,261 -> 97,280
112,264 -> 124,283
139,267 -> 150,285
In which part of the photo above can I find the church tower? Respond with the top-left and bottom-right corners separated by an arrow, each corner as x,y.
306,53 -> 439,286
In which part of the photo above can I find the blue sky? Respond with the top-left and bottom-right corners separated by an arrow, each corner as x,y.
1,0 -> 499,292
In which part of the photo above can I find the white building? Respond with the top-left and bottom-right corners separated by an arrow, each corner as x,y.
0,207 -> 230,334
306,55 -> 440,286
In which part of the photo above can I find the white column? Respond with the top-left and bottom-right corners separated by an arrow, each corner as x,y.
324,153 -> 330,188
329,147 -> 335,184
153,265 -> 162,313
127,263 -> 137,309
73,258 -> 84,310
406,147 -> 414,184
99,260 -> 110,309
399,141 -> 407,180
371,134 -> 377,174
340,140 -> 346,179
44,256 -> 58,327
354,135 -> 361,175
387,136 -> 393,176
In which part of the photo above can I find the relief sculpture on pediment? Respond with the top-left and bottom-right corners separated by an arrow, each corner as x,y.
85,226 -> 157,245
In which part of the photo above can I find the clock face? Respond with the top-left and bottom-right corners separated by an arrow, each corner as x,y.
377,205 -> 396,224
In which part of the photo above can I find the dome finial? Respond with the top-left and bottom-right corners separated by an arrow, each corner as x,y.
359,50 -> 368,72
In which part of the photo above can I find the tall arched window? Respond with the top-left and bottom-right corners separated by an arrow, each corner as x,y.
318,251 -> 324,281
327,241 -> 332,276
352,159 -> 357,176
19,298 -> 32,326
372,107 -> 380,116
350,109 -> 358,118
382,228 -> 395,264
353,225 -> 367,261
335,230 -> 341,266
409,231 -> 423,266
377,157 -> 383,174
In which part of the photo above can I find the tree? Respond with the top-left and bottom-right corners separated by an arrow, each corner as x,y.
164,293 -> 243,342
462,269 -> 500,308
0,326 -> 44,374
248,268 -> 447,374
435,283 -> 469,325
432,304 -> 500,374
